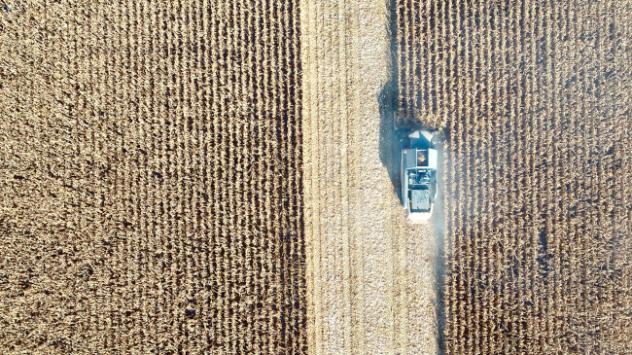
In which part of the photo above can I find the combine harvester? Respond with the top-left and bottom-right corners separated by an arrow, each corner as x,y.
400,130 -> 439,224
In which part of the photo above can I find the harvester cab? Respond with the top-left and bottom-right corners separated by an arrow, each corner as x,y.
400,130 -> 439,223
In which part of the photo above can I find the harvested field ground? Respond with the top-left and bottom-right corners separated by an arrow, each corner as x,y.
301,1 -> 439,354
396,0 -> 632,354
1,1 -> 305,353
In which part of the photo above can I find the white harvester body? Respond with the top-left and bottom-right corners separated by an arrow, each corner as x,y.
401,130 -> 439,223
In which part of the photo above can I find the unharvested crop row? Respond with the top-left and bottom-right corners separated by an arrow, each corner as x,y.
395,0 -> 452,129
395,0 -> 632,353
0,0 -> 305,353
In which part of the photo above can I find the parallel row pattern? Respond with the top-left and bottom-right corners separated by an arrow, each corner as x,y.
396,1 -> 632,354
0,1 -> 306,353
300,0 -> 354,353
302,0 -> 440,353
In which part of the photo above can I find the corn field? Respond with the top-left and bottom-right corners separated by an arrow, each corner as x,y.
0,1 -> 305,353
1,0 -> 630,354
395,1 -> 632,353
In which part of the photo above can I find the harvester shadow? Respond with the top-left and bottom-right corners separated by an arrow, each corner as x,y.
379,0 -> 446,353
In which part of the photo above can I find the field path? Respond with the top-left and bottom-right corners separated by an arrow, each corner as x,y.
301,1 -> 440,354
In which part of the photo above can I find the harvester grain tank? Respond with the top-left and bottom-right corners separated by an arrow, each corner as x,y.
401,130 -> 438,223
